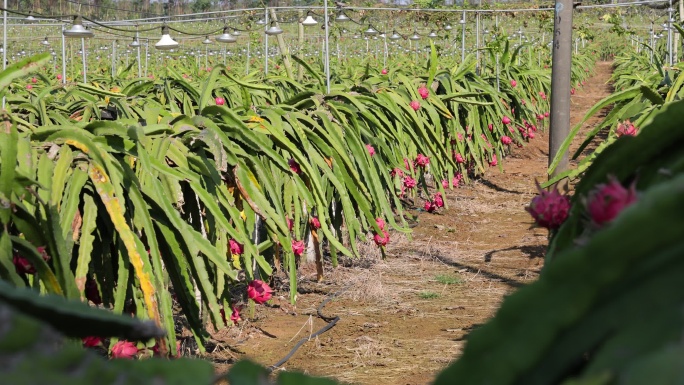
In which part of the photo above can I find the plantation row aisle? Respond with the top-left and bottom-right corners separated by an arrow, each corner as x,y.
209,62 -> 615,385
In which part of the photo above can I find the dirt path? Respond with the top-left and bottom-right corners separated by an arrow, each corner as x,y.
209,62 -> 615,385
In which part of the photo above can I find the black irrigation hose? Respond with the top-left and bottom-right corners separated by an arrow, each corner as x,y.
267,285 -> 351,372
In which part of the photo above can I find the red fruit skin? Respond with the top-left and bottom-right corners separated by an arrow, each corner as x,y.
526,186 -> 570,229
111,341 -> 138,359
229,239 -> 244,255
502,116 -> 511,125
247,279 -> 273,304
310,217 -> 321,230
586,178 -> 638,226
424,200 -> 436,212
288,158 -> 301,173
410,100 -> 420,111
291,240 -> 305,256
373,230 -> 390,246
415,154 -> 430,167
418,86 -> 429,99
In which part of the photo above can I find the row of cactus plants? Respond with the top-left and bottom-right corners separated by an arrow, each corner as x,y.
0,30 -> 595,357
5,59 -> 682,385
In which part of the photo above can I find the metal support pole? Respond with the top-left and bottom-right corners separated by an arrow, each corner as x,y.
246,40 -> 250,74
461,11 -> 466,62
549,0 -> 573,182
61,26 -> 66,84
476,12 -> 480,73
112,40 -> 116,77
495,15 -> 500,91
81,38 -> 87,83
668,1 -> 673,66
323,0 -> 330,94
383,36 -> 388,68
205,45 -> 208,69
264,7 -> 269,75
144,40 -> 148,76
136,32 -> 141,78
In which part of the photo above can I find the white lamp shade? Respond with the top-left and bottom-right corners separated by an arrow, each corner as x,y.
129,38 -> 141,48
389,32 -> 402,41
444,24 -> 453,31
428,30 -> 438,38
335,12 -> 350,22
302,15 -> 318,26
155,27 -> 179,50
265,24 -> 283,35
410,32 -> 420,41
202,36 -> 212,44
216,27 -> 237,43
63,16 -> 94,38
364,26 -> 378,36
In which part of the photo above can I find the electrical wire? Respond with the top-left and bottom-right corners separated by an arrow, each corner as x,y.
83,16 -> 159,33
267,285 -> 351,372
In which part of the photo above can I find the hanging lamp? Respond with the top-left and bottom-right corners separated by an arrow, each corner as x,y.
265,22 -> 283,36
155,25 -> 179,50
302,12 -> 318,27
216,27 -> 237,43
63,16 -> 94,38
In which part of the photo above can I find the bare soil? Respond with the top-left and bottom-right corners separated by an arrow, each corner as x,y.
207,62 -> 615,385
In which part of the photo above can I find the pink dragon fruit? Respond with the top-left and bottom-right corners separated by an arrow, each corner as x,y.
415,154 -> 430,168
373,230 -> 390,246
452,173 -> 463,188
502,116 -> 511,125
526,184 -> 570,229
442,179 -> 449,189
288,158 -> 301,174
488,123 -> 493,131
215,97 -> 225,105
310,217 -> 321,230
586,177 -> 638,226
366,144 -> 376,156
510,79 -> 517,87
403,176 -> 417,189
489,154 -> 498,167
501,136 -> 513,145
381,68 -> 388,75
434,193 -> 444,208
615,120 -> 638,137
291,240 -> 305,256
247,280 -> 273,304
229,239 -> 244,255
454,153 -> 465,164
424,200 -> 436,213
410,100 -> 420,111
375,217 -> 386,230
418,85 -> 429,99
